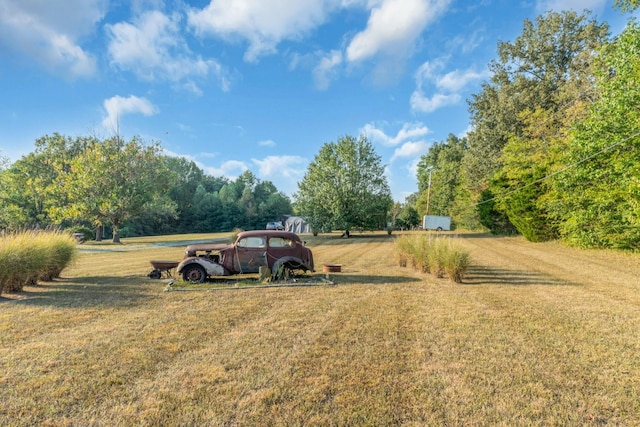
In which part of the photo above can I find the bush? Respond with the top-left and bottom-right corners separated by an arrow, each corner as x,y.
0,230 -> 77,294
394,233 -> 471,283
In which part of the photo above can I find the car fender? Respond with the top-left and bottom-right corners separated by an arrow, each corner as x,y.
271,256 -> 312,273
177,257 -> 229,277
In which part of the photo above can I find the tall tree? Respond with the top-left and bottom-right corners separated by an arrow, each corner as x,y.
51,136 -> 176,243
295,135 -> 392,235
546,21 -> 640,249
0,134 -> 93,230
461,10 -> 609,235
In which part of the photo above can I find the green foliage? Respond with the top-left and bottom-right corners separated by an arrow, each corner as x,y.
50,136 -> 177,243
462,11 -> 609,235
295,135 -> 392,233
0,134 -> 294,237
614,0 -> 640,12
415,134 -> 466,218
477,190 -> 518,236
546,21 -> 640,249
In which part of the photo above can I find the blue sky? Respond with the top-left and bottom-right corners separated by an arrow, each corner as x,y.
0,0 -> 634,202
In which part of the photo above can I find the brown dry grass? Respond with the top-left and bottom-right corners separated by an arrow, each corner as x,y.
1,231 -> 639,426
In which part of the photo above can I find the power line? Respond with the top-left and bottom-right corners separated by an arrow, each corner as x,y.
470,130 -> 640,208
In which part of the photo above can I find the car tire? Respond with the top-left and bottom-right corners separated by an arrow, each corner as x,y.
182,264 -> 206,283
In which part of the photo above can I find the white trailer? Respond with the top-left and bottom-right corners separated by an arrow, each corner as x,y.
423,215 -> 451,231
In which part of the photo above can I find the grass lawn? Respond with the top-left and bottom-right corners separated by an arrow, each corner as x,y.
1,231 -> 639,426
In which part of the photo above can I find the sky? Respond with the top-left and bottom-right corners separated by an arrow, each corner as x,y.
0,0 -> 635,203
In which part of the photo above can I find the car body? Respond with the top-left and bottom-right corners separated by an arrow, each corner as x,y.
266,221 -> 285,230
176,230 -> 314,282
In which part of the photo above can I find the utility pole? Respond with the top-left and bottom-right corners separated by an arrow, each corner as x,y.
426,166 -> 433,216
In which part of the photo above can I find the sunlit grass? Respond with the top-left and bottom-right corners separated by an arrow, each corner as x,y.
1,231 -> 639,425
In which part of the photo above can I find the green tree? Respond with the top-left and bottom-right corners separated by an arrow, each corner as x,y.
461,10 -> 609,235
415,134 -> 467,218
614,0 -> 640,12
295,135 -> 392,235
51,136 -> 176,243
546,21 -> 640,249
0,134 -> 93,230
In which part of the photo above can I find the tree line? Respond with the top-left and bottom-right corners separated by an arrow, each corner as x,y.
0,133 -> 393,241
413,5 -> 640,250
0,134 -> 293,242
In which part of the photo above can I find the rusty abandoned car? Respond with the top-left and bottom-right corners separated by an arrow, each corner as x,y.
175,230 -> 315,283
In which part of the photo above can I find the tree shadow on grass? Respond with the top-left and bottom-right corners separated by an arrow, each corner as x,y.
462,264 -> 575,286
0,276 -> 162,308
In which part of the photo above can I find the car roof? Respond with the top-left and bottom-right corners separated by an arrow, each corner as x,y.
237,230 -> 301,241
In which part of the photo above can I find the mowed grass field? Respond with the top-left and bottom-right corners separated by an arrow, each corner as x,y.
1,231 -> 639,426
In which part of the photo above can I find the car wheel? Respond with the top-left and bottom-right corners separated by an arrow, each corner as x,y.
182,265 -> 206,283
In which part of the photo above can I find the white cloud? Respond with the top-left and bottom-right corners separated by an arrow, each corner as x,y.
258,140 -> 276,147
0,0 -> 105,77
107,10 -> 229,91
313,50 -> 343,90
361,122 -> 430,146
436,68 -> 488,92
204,160 -> 249,179
410,92 -> 461,113
410,59 -> 486,113
252,155 -> 309,196
102,95 -> 158,130
391,140 -> 429,161
252,155 -> 308,179
535,0 -> 606,14
346,0 -> 450,63
188,0 -> 338,62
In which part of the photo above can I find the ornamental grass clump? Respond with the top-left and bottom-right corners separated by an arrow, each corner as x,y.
0,230 -> 77,294
394,233 -> 470,283
38,231 -> 77,281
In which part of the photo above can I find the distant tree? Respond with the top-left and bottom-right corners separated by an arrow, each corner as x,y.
51,136 -> 176,243
415,134 -> 467,218
295,135 -> 392,235
397,203 -> 420,230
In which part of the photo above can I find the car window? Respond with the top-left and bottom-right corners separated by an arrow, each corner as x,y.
269,237 -> 294,248
237,236 -> 266,248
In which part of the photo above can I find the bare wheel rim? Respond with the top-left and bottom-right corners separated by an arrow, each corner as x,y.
183,265 -> 205,283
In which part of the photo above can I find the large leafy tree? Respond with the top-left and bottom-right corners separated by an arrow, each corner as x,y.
51,136 -> 176,243
295,135 -> 392,234
546,21 -> 640,249
0,134 -> 93,230
462,10 -> 609,235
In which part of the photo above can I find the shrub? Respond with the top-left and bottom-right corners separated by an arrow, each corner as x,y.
394,233 -> 471,283
0,230 -> 77,295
